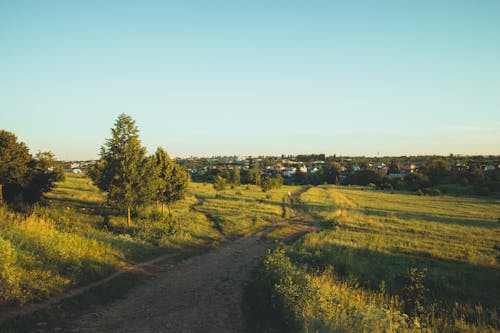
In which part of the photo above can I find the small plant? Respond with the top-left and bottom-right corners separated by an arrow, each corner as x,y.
401,267 -> 428,319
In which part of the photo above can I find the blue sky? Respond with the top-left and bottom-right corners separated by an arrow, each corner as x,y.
1,1 -> 499,159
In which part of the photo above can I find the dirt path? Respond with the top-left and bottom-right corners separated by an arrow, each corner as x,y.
58,219 -> 315,333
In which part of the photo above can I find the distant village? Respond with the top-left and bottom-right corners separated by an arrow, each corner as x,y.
61,154 -> 500,180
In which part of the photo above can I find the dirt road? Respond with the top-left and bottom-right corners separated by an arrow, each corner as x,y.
60,220 -> 313,333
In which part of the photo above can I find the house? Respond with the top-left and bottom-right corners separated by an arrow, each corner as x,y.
284,167 -> 297,177
484,165 -> 496,172
401,163 -> 416,173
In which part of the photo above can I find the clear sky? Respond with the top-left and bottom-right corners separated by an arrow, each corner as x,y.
1,1 -> 499,160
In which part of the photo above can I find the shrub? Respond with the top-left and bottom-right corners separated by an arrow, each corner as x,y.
213,176 -> 227,191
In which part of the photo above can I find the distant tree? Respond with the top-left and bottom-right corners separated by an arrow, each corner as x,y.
153,147 -> 189,214
246,163 -> 261,185
272,173 -> 283,189
467,166 -> 485,184
360,161 -> 370,170
322,162 -> 342,184
261,174 -> 283,192
91,114 -> 155,226
213,175 -> 227,191
388,160 -> 400,174
261,177 -> 272,192
22,152 -> 65,205
352,169 -> 385,186
229,168 -> 241,186
0,130 -> 31,204
423,160 -> 450,185
404,172 -> 430,191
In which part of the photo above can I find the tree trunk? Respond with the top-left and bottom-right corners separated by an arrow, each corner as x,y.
161,203 -> 165,214
127,206 -> 131,227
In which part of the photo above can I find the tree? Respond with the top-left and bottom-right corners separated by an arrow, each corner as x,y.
261,177 -> 272,192
153,147 -> 189,214
0,131 -> 63,209
91,114 -> 155,226
246,163 -> 261,185
213,175 -> 227,191
261,174 -> 283,192
229,168 -> 241,186
22,152 -> 65,205
322,162 -> 342,184
0,130 -> 31,204
388,160 -> 400,174
423,160 -> 450,185
351,169 -> 386,186
404,172 -> 429,191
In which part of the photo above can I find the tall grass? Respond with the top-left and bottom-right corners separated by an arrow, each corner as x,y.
260,186 -> 499,332
0,174 -> 221,306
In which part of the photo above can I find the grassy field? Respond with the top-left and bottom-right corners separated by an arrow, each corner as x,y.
259,186 -> 500,332
0,173 -> 303,308
189,182 -> 303,238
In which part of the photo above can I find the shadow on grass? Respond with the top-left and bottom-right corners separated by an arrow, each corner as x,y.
362,207 -> 498,230
288,242 -> 500,311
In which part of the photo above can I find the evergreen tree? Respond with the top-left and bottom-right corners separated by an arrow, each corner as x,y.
153,147 -> 189,214
92,114 -> 155,226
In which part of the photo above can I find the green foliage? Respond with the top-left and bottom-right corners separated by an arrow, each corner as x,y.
153,147 -> 189,213
261,248 -> 410,332
322,161 -> 342,184
402,268 -> 428,318
404,172 -> 430,191
350,169 -> 387,187
261,174 -> 283,192
0,130 -> 63,209
213,176 -> 227,191
0,173 -> 221,307
90,114 -> 156,224
229,168 -> 241,186
0,130 -> 31,188
246,163 -> 261,185
424,159 -> 451,185
267,186 -> 500,332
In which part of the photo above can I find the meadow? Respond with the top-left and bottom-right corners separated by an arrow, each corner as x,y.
258,186 -> 500,332
0,173 -> 300,308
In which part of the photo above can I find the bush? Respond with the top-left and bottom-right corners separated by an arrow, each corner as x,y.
423,188 -> 441,196
213,176 -> 227,191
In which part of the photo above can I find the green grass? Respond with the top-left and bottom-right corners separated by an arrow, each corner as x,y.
0,174 -> 305,309
0,173 -> 221,307
189,182 -> 303,238
259,186 -> 500,332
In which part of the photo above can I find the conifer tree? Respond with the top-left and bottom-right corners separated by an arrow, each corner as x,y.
92,114 -> 155,226
153,147 -> 189,214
